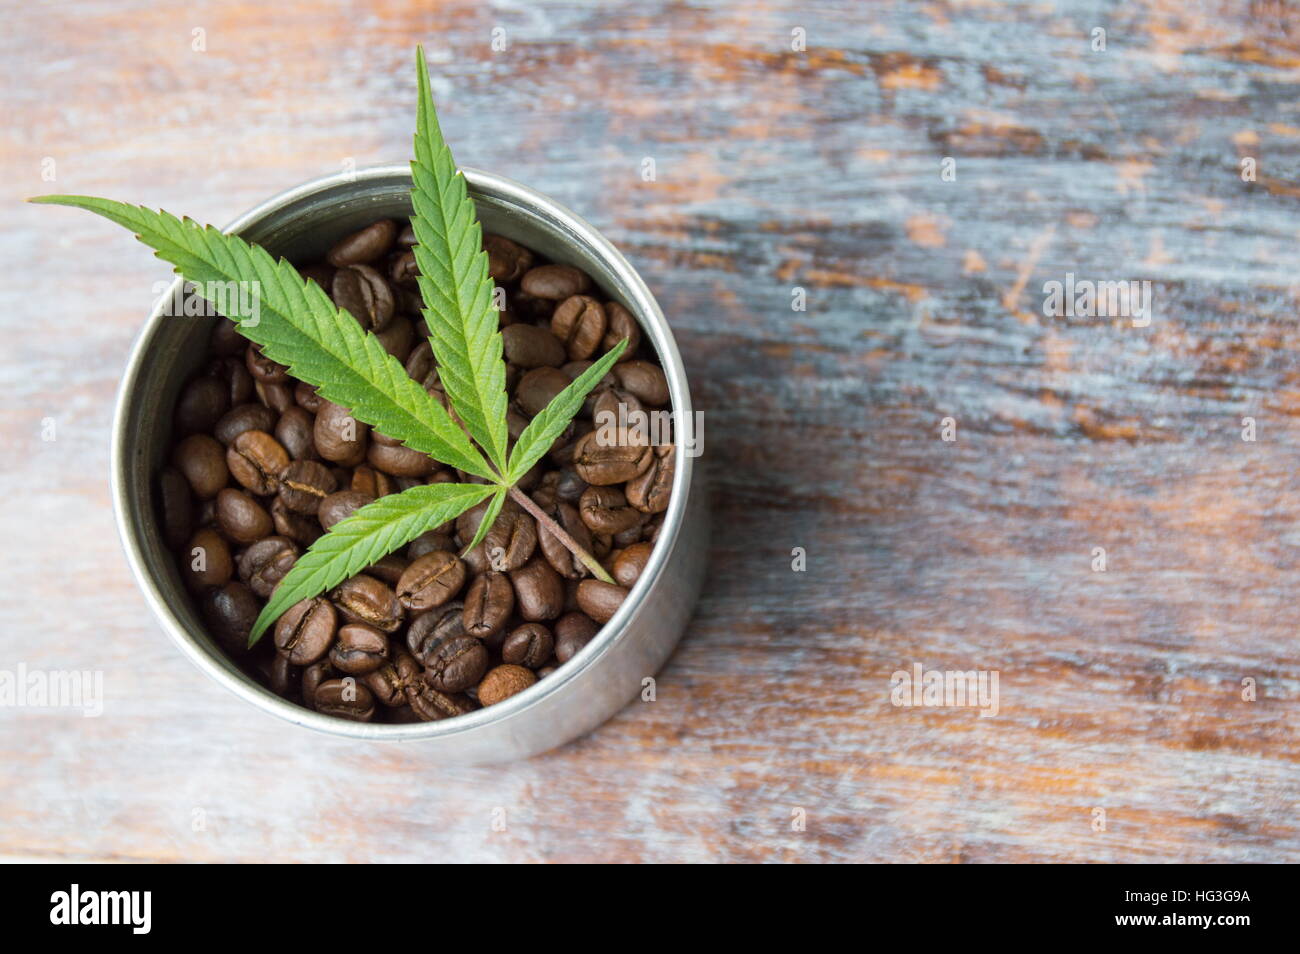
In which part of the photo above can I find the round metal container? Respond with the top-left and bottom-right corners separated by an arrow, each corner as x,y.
113,164 -> 706,761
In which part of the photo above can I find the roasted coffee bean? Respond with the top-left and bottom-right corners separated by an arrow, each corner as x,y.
270,496 -> 322,547
210,319 -> 245,357
375,315 -> 415,362
521,264 -> 590,300
314,678 -> 376,721
183,528 -> 232,591
350,464 -> 395,498
330,623 -> 391,675
332,263 -> 395,332
615,360 -> 670,406
301,659 -> 338,709
314,400 -> 368,465
368,440 -> 436,478
407,602 -> 466,659
537,500 -> 593,580
274,406 -> 318,461
551,295 -> 607,361
627,443 -> 674,513
238,536 -> 299,598
295,381 -> 324,413
576,580 -> 628,624
216,487 -> 273,543
175,375 -> 230,435
591,384 -> 643,425
404,341 -> 440,390
332,574 -> 404,632
613,541 -> 653,588
396,551 -> 466,612
364,650 -> 422,707
484,234 -> 533,282
502,623 -> 554,669
214,403 -> 277,446
200,581 -> 260,655
502,323 -> 565,368
407,682 -> 476,721
572,428 -> 652,486
299,262 -> 336,290
173,434 -> 229,499
158,466 -> 194,550
389,249 -> 419,287
478,664 -> 537,707
365,554 -> 409,587
318,490 -> 374,530
602,301 -> 641,361
255,379 -> 295,414
554,611 -> 600,663
510,557 -> 565,622
483,503 -> 537,572
227,430 -> 289,495
279,459 -> 336,515
269,653 -> 301,699
274,597 -> 337,665
422,635 -> 489,693
407,529 -> 456,560
462,571 -> 514,641
326,219 -> 397,267
245,345 -> 288,384
515,367 -> 571,417
579,485 -> 643,535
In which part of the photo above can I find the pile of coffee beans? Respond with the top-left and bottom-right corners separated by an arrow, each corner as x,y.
158,218 -> 675,723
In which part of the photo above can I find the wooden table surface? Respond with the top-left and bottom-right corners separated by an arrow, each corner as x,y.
2,0 -> 1297,863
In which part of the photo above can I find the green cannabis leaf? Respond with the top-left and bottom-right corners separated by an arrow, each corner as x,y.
250,483 -> 494,645
410,46 -> 511,476
32,45 -> 632,646
27,196 -> 495,482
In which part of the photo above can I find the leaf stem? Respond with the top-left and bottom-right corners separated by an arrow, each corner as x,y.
507,484 -> 615,584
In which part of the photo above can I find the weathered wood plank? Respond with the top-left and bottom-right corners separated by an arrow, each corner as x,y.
0,0 -> 1296,863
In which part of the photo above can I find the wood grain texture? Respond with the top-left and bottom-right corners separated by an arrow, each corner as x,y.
2,0 -> 1298,863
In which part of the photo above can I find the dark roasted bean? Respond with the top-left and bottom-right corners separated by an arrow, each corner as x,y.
227,430 -> 289,496
275,406 -> 318,461
274,597 -> 337,665
214,403 -> 276,446
551,295 -> 607,361
318,490 -> 374,530
314,678 -> 376,721
216,487 -> 273,543
332,574 -> 403,632
626,443 -> 674,513
182,528 -> 232,591
326,219 -> 397,267
237,536 -> 299,598
330,623 -> 391,675
521,264 -> 590,300
462,571 -> 514,642
502,623 -> 554,669
576,580 -> 628,624
477,664 -> 537,706
578,485 -> 643,535
510,557 -> 565,622
332,263 -> 395,331
314,400 -> 368,465
279,459 -> 336,515
396,551 -> 466,613
554,611 -> 600,663
200,581 -> 260,655
173,434 -> 229,499
572,427 -> 652,486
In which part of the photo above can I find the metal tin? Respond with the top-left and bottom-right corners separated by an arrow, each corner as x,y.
112,164 -> 706,761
